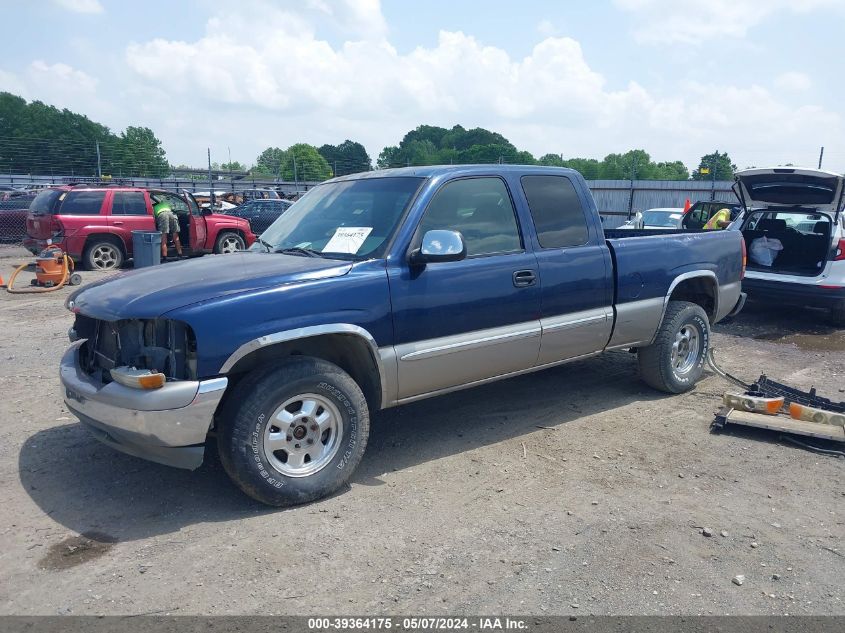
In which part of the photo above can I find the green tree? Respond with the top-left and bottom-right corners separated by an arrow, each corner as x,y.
653,160 -> 690,180
538,153 -> 565,167
111,126 -> 168,177
692,151 -> 736,180
0,91 -> 169,177
253,146 -> 284,176
280,143 -> 332,181
317,140 -> 372,176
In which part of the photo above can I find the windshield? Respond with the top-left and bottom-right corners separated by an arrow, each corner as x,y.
641,210 -> 681,227
254,177 -> 424,259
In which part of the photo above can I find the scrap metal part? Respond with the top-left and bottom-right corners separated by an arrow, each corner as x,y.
708,348 -> 845,412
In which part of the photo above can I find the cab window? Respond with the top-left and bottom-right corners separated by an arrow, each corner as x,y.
418,177 -> 522,256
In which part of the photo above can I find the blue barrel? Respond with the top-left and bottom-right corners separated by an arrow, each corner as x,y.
132,230 -> 162,268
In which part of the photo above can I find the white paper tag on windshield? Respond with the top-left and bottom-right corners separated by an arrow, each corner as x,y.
323,227 -> 372,254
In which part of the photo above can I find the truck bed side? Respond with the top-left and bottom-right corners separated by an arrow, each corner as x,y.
604,229 -> 744,349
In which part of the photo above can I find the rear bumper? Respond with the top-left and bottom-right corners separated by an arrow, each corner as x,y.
23,236 -> 78,258
742,277 -> 845,309
60,341 -> 228,469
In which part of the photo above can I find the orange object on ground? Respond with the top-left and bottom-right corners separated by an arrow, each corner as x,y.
5,245 -> 81,294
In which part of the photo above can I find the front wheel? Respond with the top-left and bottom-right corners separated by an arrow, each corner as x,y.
214,232 -> 245,254
638,300 -> 710,393
217,357 -> 370,506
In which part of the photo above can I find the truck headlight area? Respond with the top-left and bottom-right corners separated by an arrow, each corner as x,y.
70,315 -> 198,385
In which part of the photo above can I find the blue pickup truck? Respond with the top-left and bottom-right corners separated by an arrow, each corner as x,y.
61,165 -> 746,505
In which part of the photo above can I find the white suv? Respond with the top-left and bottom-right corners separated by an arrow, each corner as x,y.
733,167 -> 845,325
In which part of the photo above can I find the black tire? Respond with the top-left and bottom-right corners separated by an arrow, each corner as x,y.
638,300 -> 710,394
214,231 -> 245,254
83,240 -> 124,271
217,357 -> 370,506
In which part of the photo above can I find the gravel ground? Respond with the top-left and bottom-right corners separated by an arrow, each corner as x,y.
0,245 -> 842,616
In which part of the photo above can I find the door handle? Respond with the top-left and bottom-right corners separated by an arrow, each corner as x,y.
113,221 -> 124,225
512,270 -> 536,287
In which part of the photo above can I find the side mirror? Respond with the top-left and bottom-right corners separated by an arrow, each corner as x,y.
410,230 -> 467,265
201,207 -> 213,216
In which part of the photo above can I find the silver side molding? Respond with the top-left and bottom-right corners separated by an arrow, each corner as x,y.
399,325 -> 541,362
219,323 -> 391,409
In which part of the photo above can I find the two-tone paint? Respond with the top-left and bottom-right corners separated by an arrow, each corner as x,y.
63,165 -> 745,468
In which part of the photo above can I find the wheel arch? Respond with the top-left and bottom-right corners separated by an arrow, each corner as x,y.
220,325 -> 387,412
664,271 -> 718,322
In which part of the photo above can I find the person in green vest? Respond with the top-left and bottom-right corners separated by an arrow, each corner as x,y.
703,207 -> 732,230
153,197 -> 183,259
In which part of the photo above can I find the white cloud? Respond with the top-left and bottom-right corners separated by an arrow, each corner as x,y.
774,71 -> 812,91
3,0 -> 840,172
53,0 -> 104,14
536,19 -> 558,37
615,0 -> 843,44
121,1 -> 840,170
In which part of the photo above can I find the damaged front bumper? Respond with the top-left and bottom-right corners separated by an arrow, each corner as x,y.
60,341 -> 227,469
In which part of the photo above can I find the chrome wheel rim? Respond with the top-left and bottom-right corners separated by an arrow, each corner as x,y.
671,324 -> 700,375
264,393 -> 343,477
220,236 -> 243,253
92,244 -> 119,269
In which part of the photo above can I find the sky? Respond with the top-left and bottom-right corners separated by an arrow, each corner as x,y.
1,0 -> 844,173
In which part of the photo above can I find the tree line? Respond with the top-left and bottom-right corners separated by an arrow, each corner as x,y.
1,92 -> 737,181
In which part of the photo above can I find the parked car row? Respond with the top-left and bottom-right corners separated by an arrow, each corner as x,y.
23,185 -> 256,270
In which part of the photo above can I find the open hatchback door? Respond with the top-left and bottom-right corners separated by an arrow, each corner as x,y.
734,167 -> 845,325
734,167 -> 844,220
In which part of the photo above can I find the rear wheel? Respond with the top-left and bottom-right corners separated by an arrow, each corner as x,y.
217,357 -> 370,506
83,240 -> 124,271
638,300 -> 710,393
214,232 -> 245,254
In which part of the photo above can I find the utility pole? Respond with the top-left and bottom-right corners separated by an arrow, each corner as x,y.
207,148 -> 214,208
227,146 -> 232,182
96,141 -> 102,180
292,152 -> 298,192
710,156 -> 717,201
818,146 -> 824,169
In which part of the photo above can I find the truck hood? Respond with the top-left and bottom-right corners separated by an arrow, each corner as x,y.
735,167 -> 844,216
68,253 -> 353,320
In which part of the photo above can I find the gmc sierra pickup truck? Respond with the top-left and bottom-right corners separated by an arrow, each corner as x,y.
60,166 -> 746,506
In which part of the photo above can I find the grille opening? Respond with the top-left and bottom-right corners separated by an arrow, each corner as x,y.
74,316 -> 197,383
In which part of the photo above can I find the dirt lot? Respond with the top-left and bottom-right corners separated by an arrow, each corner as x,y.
0,244 -> 842,616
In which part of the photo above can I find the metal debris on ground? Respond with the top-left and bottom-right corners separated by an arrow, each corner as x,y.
707,349 -> 845,446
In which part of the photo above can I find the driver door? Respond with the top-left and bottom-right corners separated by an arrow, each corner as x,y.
183,191 -> 207,251
387,176 -> 541,401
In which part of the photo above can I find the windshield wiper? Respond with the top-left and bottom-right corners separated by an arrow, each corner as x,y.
258,238 -> 273,252
275,246 -> 324,258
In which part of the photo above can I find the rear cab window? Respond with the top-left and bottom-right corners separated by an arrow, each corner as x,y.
520,175 -> 590,248
56,190 -> 107,215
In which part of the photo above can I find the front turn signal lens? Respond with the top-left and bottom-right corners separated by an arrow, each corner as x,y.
789,403 -> 845,427
723,392 -> 784,415
111,366 -> 166,390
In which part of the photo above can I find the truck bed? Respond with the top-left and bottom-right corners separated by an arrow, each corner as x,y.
603,228 -> 744,343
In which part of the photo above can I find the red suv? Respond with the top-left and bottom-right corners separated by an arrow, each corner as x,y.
24,186 -> 256,270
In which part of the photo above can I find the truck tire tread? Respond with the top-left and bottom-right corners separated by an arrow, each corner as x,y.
217,356 -> 369,507
638,300 -> 710,394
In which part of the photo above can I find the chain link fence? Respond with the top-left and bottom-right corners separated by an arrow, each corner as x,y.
0,172 -> 738,246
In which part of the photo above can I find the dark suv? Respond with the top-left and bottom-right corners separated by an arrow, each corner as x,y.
24,186 -> 256,270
